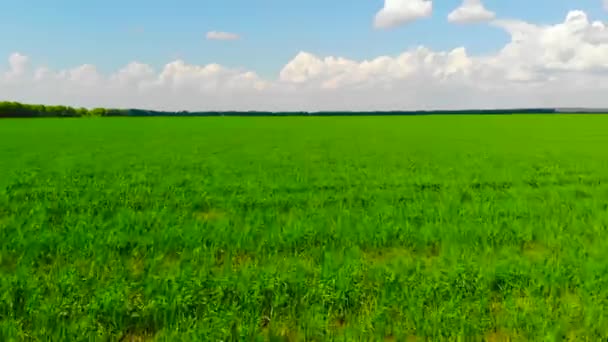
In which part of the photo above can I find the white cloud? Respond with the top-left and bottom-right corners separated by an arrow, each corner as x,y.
3,53 -> 29,81
3,10 -> 608,111
490,11 -> 608,73
279,47 -> 473,91
65,64 -> 102,86
110,62 -> 156,88
374,0 -> 432,29
448,0 -> 495,24
151,60 -> 265,92
206,31 -> 240,41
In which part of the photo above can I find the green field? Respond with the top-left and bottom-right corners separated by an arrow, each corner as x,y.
2,116 -> 608,341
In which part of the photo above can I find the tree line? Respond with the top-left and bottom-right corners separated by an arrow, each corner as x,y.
0,101 -> 129,118
1,101 -> 564,118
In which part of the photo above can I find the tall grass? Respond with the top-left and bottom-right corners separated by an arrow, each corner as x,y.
1,115 -> 608,340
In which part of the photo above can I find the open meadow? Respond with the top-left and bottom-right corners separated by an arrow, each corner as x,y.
2,115 -> 608,341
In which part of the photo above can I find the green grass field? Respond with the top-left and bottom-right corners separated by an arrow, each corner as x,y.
2,116 -> 608,341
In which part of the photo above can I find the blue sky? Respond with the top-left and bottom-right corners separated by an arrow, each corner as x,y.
2,1 -> 608,111
1,0 -> 605,77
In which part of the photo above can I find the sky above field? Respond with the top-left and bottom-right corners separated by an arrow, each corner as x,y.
2,0 -> 608,111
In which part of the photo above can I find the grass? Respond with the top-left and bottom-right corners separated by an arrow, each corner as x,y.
1,115 -> 608,340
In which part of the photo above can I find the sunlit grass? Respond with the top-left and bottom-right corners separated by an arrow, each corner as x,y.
1,115 -> 608,340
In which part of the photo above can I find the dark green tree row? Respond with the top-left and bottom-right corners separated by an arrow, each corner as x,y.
0,101 -> 128,118
1,100 -> 567,118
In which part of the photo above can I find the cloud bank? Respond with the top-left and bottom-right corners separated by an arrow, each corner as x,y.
3,10 -> 608,111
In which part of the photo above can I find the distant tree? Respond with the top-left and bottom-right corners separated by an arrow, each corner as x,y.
90,108 -> 107,117
33,104 -> 48,117
76,108 -> 89,117
105,109 -> 128,117
64,106 -> 77,117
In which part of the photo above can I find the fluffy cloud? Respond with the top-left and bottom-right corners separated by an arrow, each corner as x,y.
374,0 -> 432,29
3,10 -> 608,111
110,62 -> 156,88
490,11 -> 608,74
3,53 -> 29,81
448,0 -> 495,24
206,31 -> 240,41
279,48 -> 473,91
